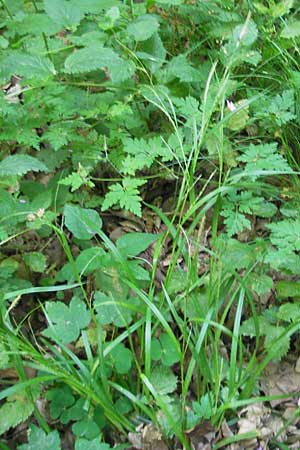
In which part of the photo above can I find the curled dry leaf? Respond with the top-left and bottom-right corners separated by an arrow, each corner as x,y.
128,424 -> 168,450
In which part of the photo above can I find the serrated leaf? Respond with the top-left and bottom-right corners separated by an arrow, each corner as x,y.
0,155 -> 48,177
277,303 -> 300,322
18,425 -> 61,450
238,143 -> 291,179
1,53 -> 56,80
127,14 -> 159,41
44,0 -> 83,29
64,45 -> 135,82
247,273 -> 273,296
265,325 -> 290,361
43,296 -> 91,344
64,204 -> 102,240
0,399 -> 34,435
150,365 -> 178,395
72,0 -> 119,13
116,232 -> 157,258
23,252 -> 47,273
102,179 -> 146,217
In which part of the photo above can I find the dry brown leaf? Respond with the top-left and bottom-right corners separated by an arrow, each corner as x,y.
128,424 -> 168,450
261,361 -> 300,407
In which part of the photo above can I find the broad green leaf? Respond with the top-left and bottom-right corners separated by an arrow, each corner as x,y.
23,252 -> 47,273
64,45 -> 135,82
281,20 -> 300,38
46,387 -> 75,420
137,32 -> 166,73
0,155 -> 48,177
18,425 -> 61,450
94,291 -> 133,327
231,20 -> 258,47
43,296 -> 91,344
150,365 -> 178,395
127,15 -> 159,41
44,0 -> 83,28
116,232 -> 157,258
278,303 -> 300,322
275,280 -> 300,298
72,0 -> 119,13
72,420 -> 100,440
247,273 -> 273,296
108,343 -> 133,374
1,53 -> 56,80
64,204 -> 102,240
159,333 -> 181,366
155,0 -> 184,4
75,438 -> 110,450
60,398 -> 85,425
0,399 -> 34,435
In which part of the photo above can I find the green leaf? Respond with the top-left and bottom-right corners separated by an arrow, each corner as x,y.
94,291 -> 133,327
238,143 -> 291,179
46,386 -> 75,420
277,303 -> 300,322
281,20 -> 300,39
18,425 -> 61,450
64,204 -> 102,240
75,439 -> 111,450
72,420 -> 100,440
150,365 -> 178,395
275,281 -> 300,298
108,343 -> 133,374
0,388 -> 40,436
23,252 -> 47,273
1,53 -> 56,81
0,342 -> 9,369
43,296 -> 91,344
72,0 -> 119,13
127,15 -> 159,41
102,179 -> 146,217
60,398 -> 85,425
0,155 -> 48,177
64,45 -> 135,82
116,232 -> 157,258
159,333 -> 181,366
247,273 -> 273,296
44,0 -> 83,29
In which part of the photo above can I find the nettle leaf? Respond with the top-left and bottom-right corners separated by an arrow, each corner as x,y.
23,252 -> 47,273
75,438 -> 111,450
241,315 -> 269,338
18,425 -> 61,450
0,155 -> 48,177
277,303 -> 300,322
102,179 -> 146,217
127,14 -> 159,41
116,232 -> 157,258
1,53 -> 56,81
43,296 -> 91,344
64,204 -> 102,240
0,387 -> 41,436
64,45 -> 135,82
238,143 -> 291,179
44,0 -> 83,29
265,325 -> 290,361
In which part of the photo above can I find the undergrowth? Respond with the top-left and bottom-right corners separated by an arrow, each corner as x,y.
1,0 -> 300,449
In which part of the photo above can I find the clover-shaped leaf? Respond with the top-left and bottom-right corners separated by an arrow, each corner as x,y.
43,296 -> 91,344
